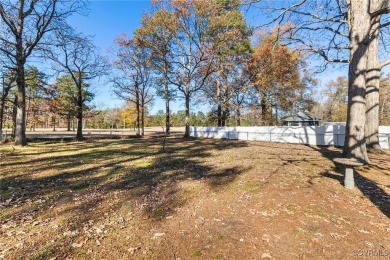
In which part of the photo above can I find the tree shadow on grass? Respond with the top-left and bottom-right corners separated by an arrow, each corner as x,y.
0,137 -> 250,220
354,172 -> 390,218
319,168 -> 390,218
306,145 -> 390,219
102,138 -> 251,219
0,139 -> 136,168
1,137 -> 252,258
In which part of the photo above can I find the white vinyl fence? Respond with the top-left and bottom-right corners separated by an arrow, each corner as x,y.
190,126 -> 390,149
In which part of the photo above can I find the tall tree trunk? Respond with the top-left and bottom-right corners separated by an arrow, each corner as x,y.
164,66 -> 170,136
236,105 -> 241,126
141,104 -> 145,137
221,74 -> 229,127
76,89 -> 83,138
14,68 -> 27,145
275,106 -> 279,126
165,96 -> 170,135
0,108 -> 3,142
67,110 -> 71,131
217,69 -> 222,127
365,0 -> 385,154
14,8 -> 27,145
267,103 -> 274,126
343,0 -> 370,164
221,107 -> 227,126
52,115 -> 56,131
12,95 -> 18,138
260,90 -> 267,126
136,97 -> 140,137
184,89 -> 190,138
0,103 -> 4,142
32,109 -> 37,131
26,89 -> 32,130
76,108 -> 83,138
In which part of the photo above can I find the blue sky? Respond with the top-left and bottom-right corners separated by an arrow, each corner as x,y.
67,1 -> 155,110
67,0 -> 194,113
64,0 -> 360,113
69,1 -> 150,51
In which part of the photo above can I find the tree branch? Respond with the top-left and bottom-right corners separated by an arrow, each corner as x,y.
0,3 -> 17,35
371,5 -> 390,18
380,21 -> 390,29
379,58 -> 390,69
23,0 -> 37,18
297,25 -> 348,37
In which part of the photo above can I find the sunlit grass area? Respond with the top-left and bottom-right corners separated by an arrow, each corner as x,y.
1,138 -> 389,259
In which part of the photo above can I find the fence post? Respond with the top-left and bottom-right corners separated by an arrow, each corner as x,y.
388,134 -> 390,149
247,132 -> 249,141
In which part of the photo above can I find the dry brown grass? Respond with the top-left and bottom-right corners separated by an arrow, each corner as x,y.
0,138 -> 389,259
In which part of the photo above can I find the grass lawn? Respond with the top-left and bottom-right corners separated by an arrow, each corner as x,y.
0,137 -> 389,259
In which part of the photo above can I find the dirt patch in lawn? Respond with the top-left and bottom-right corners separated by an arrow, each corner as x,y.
1,138 -> 389,259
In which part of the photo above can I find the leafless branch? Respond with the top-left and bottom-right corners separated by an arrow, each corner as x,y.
380,58 -> 390,69
371,5 -> 390,18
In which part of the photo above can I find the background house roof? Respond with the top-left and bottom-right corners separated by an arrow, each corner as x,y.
282,112 -> 319,122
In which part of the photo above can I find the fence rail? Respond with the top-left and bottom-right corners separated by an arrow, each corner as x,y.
190,126 -> 390,150
0,128 -> 184,142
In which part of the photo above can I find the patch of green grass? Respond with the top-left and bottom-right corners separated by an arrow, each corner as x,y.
216,234 -> 224,241
243,181 -> 264,193
286,204 -> 296,211
192,250 -> 202,257
309,205 -> 328,218
134,161 -> 153,168
292,229 -> 304,235
182,187 -> 201,199
229,181 -> 264,193
31,243 -> 54,260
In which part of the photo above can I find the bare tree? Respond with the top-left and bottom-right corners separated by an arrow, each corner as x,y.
135,8 -> 178,136
246,0 -> 390,164
0,0 -> 85,145
167,1 -> 215,137
45,29 -> 108,138
112,34 -> 154,137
